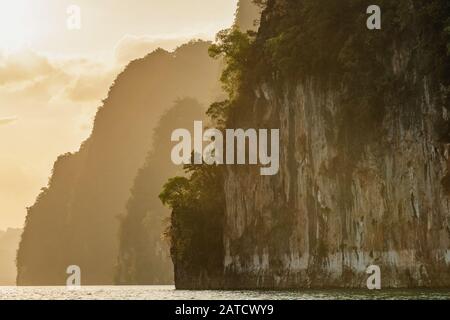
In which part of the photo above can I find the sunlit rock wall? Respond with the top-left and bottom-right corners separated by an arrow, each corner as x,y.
223,75 -> 450,288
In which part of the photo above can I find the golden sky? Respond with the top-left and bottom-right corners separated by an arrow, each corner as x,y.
0,0 -> 239,229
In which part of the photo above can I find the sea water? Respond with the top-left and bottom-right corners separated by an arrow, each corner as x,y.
0,286 -> 449,300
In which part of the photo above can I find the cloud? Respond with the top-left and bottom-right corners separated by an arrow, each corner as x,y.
0,116 -> 18,126
0,50 -> 57,86
0,34 -> 214,106
0,50 -> 116,105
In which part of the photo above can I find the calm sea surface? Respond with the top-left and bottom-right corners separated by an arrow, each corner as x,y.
0,286 -> 449,300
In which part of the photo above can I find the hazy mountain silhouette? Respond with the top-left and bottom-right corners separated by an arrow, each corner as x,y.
16,0 -> 260,286
115,98 -> 204,284
16,41 -> 221,285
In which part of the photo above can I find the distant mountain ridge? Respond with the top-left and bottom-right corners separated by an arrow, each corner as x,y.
16,0 -> 261,286
16,41 -> 221,285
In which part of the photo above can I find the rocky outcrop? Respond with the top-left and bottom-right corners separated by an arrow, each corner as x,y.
223,77 -> 450,288
183,0 -> 450,288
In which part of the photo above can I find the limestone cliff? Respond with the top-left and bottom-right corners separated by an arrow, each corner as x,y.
171,0 -> 450,289
223,78 -> 450,288
221,0 -> 450,288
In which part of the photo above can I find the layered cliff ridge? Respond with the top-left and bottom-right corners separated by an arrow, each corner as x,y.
171,0 -> 450,288
16,41 -> 221,285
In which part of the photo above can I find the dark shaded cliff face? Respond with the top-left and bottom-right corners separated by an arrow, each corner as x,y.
221,0 -> 450,288
16,41 -> 221,285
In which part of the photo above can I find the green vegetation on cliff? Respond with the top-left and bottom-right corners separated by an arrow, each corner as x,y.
163,0 -> 450,288
209,0 -> 450,172
160,163 -> 224,287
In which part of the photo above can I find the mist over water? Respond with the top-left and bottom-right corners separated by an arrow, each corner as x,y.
1,286 -> 449,300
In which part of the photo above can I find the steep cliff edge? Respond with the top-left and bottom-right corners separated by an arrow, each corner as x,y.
224,78 -> 450,288
222,0 -> 450,288
171,0 -> 450,288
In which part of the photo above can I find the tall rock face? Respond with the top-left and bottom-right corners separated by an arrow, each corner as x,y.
179,0 -> 450,288
16,41 -> 221,285
224,78 -> 450,288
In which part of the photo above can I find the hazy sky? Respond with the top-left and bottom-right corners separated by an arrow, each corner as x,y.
0,0 -> 238,57
0,0 -> 239,229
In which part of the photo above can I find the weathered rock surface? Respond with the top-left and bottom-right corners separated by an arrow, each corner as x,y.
223,76 -> 450,288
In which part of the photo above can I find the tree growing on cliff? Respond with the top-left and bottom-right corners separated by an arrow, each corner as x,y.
209,28 -> 255,97
159,162 -> 224,286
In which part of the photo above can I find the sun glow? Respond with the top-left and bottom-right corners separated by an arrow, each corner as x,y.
0,0 -> 34,53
